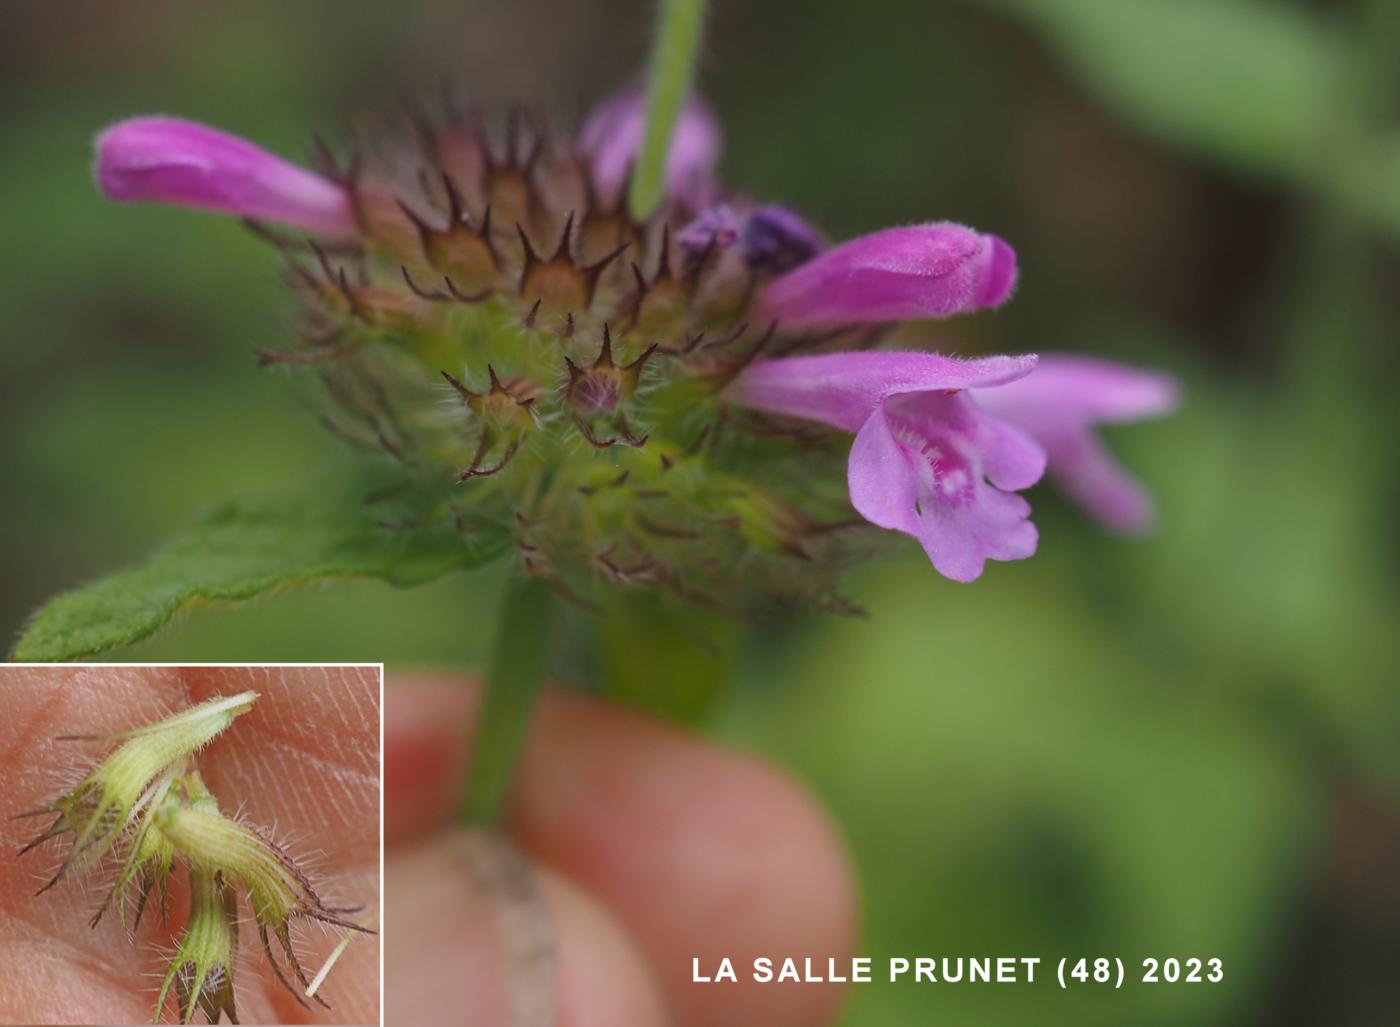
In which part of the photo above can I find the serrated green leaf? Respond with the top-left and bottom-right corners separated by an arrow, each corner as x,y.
12,472 -> 510,662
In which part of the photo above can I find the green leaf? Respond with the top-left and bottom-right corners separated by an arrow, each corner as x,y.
12,471 -> 510,662
983,0 -> 1400,238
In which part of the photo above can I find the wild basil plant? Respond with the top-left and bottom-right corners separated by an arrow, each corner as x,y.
14,4 -> 1175,820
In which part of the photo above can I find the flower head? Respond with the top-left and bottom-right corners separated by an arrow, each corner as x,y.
90,82 -> 1173,608
95,116 -> 357,237
734,351 -> 1045,581
975,355 -> 1180,533
757,222 -> 1016,328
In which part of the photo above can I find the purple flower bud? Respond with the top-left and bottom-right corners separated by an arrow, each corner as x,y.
756,222 -> 1017,328
741,205 -> 824,273
975,355 -> 1179,533
678,203 -> 823,275
677,204 -> 742,258
95,116 -> 357,238
578,87 -> 721,206
733,350 -> 1045,581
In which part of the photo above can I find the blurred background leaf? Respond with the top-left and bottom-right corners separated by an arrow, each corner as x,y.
981,0 -> 1400,239
719,555 -> 1326,1025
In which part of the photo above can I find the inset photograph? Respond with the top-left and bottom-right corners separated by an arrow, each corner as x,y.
0,665 -> 381,1025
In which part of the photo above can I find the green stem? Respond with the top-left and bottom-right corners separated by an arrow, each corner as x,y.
628,0 -> 709,219
461,576 -> 558,823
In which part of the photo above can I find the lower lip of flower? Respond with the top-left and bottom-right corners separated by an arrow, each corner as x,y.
886,417 -> 976,507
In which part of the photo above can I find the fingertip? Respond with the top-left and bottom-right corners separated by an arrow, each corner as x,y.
514,691 -> 858,1027
385,830 -> 666,1027
544,870 -> 668,1027
384,674 -> 480,845
384,681 -> 859,1025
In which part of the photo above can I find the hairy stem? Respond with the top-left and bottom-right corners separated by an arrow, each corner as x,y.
628,0 -> 709,218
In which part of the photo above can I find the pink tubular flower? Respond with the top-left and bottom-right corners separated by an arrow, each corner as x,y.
733,351 -> 1046,582
95,116 -> 357,238
756,223 -> 1016,328
578,87 -> 721,206
975,355 -> 1179,534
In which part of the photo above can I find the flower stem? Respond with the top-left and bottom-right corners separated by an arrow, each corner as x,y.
461,575 -> 558,823
628,0 -> 709,219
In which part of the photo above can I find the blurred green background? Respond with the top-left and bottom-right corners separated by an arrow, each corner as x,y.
2,0 -> 1397,1023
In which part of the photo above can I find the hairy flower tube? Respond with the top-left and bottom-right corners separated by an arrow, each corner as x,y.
96,117 -> 357,238
755,222 -> 1017,328
92,83 -> 1175,602
19,693 -> 371,1024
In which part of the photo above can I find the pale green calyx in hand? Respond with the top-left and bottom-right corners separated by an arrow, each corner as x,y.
152,863 -> 240,1025
19,690 -> 257,891
18,690 -> 374,1024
